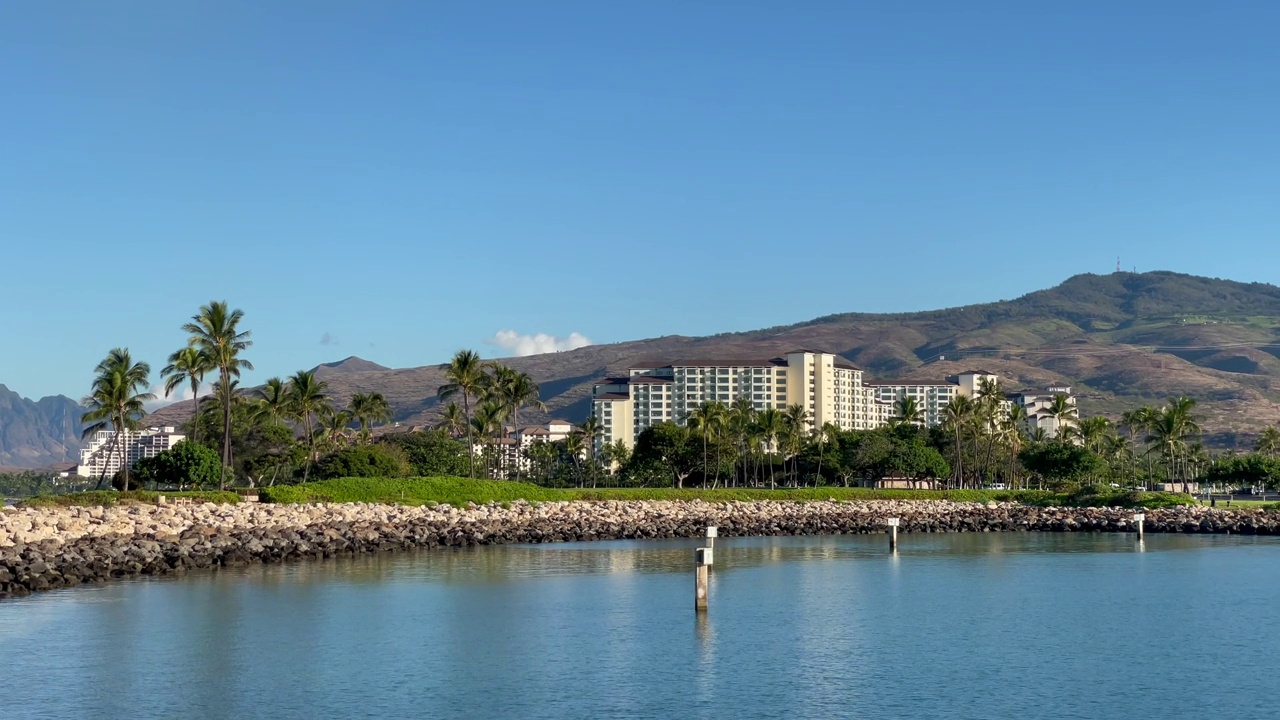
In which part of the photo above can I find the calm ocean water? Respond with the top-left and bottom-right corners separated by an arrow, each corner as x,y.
2,533 -> 1277,720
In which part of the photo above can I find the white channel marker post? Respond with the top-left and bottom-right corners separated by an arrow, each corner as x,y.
887,517 -> 901,552
705,526 -> 718,554
1134,512 -> 1145,541
695,547 -> 712,612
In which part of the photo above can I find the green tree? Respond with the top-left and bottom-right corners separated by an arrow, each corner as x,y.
755,406 -> 786,489
437,403 -> 465,438
1206,454 -> 1280,492
286,369 -> 331,483
892,396 -> 924,426
80,348 -> 154,491
629,422 -> 698,488
161,344 -> 213,442
1019,442 -> 1104,489
133,440 -> 223,490
1255,426 -> 1280,458
943,395 -> 974,488
313,444 -> 411,480
437,349 -> 486,478
381,429 -> 469,477
1047,393 -> 1077,441
348,392 -> 391,444
182,301 -> 253,489
251,377 -> 291,428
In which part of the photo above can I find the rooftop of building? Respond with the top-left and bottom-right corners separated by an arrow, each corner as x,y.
865,380 -> 958,387
593,393 -> 629,401
630,353 -> 860,371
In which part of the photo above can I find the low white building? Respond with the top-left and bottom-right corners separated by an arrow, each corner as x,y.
77,426 -> 185,478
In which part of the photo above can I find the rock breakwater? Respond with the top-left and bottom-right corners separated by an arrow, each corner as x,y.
2,500 -> 1277,598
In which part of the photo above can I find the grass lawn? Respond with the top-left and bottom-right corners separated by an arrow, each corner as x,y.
18,490 -> 243,508
254,477 -> 1195,509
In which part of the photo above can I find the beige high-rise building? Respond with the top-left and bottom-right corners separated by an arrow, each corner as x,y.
591,351 -> 878,451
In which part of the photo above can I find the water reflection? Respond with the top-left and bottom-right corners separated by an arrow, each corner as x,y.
4,533 -> 1279,720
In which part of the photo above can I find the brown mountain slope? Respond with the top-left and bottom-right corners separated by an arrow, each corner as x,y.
146,271 -> 1280,448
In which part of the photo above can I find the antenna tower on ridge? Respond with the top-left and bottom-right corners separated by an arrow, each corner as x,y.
1116,256 -> 1121,273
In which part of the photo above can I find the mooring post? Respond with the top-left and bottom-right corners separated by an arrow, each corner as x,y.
695,547 -> 712,612
1134,512 -> 1145,541
887,517 -> 900,552
705,526 -> 717,553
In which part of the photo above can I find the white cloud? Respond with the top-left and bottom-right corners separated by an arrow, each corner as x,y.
144,382 -> 213,410
485,330 -> 594,357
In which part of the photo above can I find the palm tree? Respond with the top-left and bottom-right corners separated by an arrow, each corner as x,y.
783,404 -> 810,485
470,400 -> 509,477
1145,397 -> 1201,493
1047,393 -> 1077,442
348,392 -> 391,444
182,301 -> 252,489
729,397 -> 756,487
1076,416 -> 1113,453
251,377 -> 291,427
580,415 -> 602,487
756,407 -> 786,489
1257,425 -> 1280,458
160,344 -> 213,443
487,367 -> 545,480
81,348 -> 154,491
437,350 -> 486,478
688,402 -> 717,486
813,421 -> 838,488
1121,407 -> 1155,485
1003,405 -> 1028,488
286,369 -> 331,483
316,407 -> 353,452
943,395 -> 974,488
437,403 -> 465,438
892,396 -> 924,426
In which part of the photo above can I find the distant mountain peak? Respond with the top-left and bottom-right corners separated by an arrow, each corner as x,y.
312,356 -> 389,375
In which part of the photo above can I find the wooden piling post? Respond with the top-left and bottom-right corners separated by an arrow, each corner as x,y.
1134,512 -> 1145,541
887,517 -> 900,552
695,547 -> 711,612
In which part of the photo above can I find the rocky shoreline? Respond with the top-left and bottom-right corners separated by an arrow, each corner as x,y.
3,500 -> 1278,599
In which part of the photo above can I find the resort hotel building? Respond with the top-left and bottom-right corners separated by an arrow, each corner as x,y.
591,353 -> 1078,451
76,426 -> 186,478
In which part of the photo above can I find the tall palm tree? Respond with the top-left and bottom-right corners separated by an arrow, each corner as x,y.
182,301 -> 253,489
755,407 -> 786,489
286,369 -> 331,483
1121,407 -> 1155,485
783,404 -> 810,485
892,396 -> 924,426
580,415 -> 602,487
437,350 -> 486,478
349,392 -> 391,444
160,344 -> 213,442
729,397 -> 756,487
1077,416 -> 1113,454
437,402 -> 465,438
470,399 -> 508,477
1003,405 -> 1028,488
688,402 -> 716,486
943,395 -> 975,488
1047,393 -> 1077,442
251,377 -> 291,427
1145,397 -> 1201,493
487,367 -> 545,480
813,421 -> 838,488
81,348 -> 154,491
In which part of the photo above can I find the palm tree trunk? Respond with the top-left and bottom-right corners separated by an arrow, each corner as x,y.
464,393 -> 474,479
303,414 -> 314,483
191,378 -> 200,444
221,367 -> 231,490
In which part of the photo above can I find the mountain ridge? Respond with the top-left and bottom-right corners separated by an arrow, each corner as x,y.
144,271 -> 1280,449
8,270 -> 1280,467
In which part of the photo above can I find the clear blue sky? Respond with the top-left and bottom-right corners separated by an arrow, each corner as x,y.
4,1 -> 1280,400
